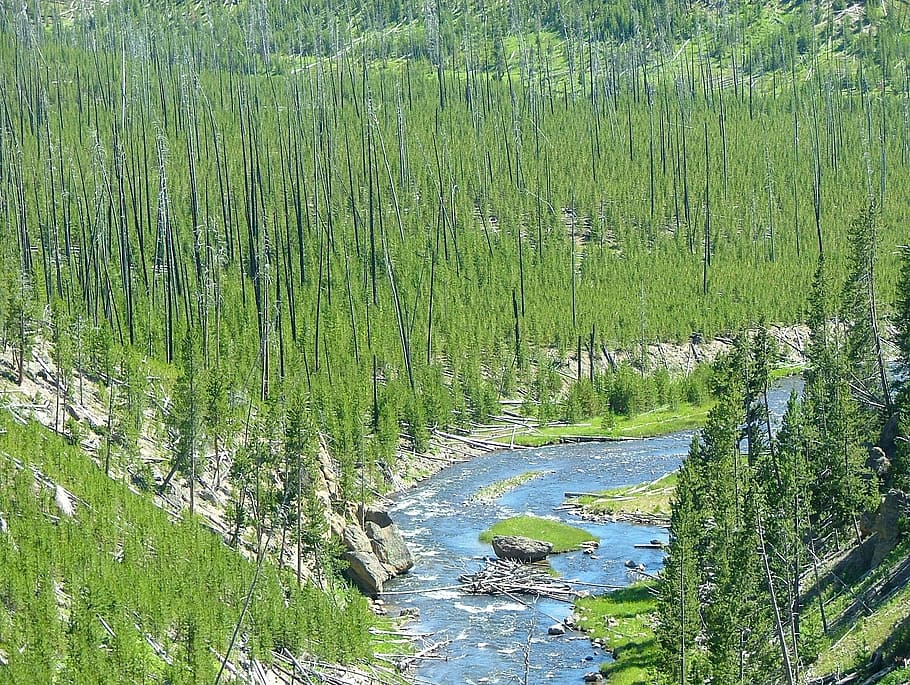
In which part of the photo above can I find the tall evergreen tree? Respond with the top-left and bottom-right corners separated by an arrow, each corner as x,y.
804,257 -> 873,535
842,200 -> 892,421
162,332 -> 202,514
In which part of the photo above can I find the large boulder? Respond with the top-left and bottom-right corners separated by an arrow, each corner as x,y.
341,514 -> 413,595
870,489 -> 910,567
358,504 -> 394,528
343,550 -> 390,596
492,535 -> 552,562
343,524 -> 373,554
365,520 -> 414,574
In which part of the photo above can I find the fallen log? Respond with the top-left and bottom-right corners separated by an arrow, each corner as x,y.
459,558 -> 582,603
556,434 -> 640,443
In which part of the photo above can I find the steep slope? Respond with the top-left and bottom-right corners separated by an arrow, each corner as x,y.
0,415 -> 383,683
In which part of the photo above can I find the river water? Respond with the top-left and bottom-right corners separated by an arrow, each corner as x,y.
385,378 -> 801,684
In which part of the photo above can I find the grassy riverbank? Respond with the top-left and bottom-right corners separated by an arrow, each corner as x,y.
479,516 -> 597,553
512,400 -> 714,447
574,582 -> 660,685
512,365 -> 804,448
572,472 -> 677,522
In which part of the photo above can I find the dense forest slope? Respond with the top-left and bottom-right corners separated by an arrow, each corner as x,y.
1,0 -> 910,681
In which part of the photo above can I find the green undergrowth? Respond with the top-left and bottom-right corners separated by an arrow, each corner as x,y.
809,540 -> 910,677
0,417 -> 380,683
574,472 -> 677,518
574,582 -> 660,685
478,515 -> 596,553
469,471 -> 548,502
514,401 -> 714,447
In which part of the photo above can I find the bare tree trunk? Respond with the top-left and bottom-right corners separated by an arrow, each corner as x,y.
758,517 -> 795,685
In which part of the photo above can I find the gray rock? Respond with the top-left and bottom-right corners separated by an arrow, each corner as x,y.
342,524 -> 373,554
398,607 -> 420,620
583,672 -> 604,683
358,504 -> 393,528
866,446 -> 892,480
365,520 -> 414,574
879,412 -> 901,461
491,535 -> 553,562
343,550 -> 390,596
548,624 -> 566,636
870,489 -> 910,566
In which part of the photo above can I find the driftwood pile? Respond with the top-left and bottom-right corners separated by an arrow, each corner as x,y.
459,558 -> 582,603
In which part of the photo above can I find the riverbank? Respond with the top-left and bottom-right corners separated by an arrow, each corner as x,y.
512,400 -> 713,447
564,472 -> 677,527
389,362 -> 805,495
573,582 -> 660,685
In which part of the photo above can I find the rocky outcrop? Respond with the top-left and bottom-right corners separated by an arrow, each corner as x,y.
866,446 -> 892,483
869,490 -> 910,567
365,520 -> 413,574
491,535 -> 552,562
855,489 -> 910,574
343,549 -> 390,596
342,506 -> 413,595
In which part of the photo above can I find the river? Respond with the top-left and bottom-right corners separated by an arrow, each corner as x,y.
385,377 -> 801,684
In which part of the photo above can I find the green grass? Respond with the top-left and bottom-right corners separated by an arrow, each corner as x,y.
513,401 -> 714,447
574,472 -> 677,519
770,364 -> 805,381
478,515 -> 596,553
880,666 -> 910,685
575,582 -> 660,685
811,582 -> 910,676
469,471 -> 548,502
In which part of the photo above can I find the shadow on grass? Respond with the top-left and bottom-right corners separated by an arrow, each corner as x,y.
603,637 -> 659,684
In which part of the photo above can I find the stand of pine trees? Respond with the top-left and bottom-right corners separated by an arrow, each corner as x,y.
657,219 -> 910,683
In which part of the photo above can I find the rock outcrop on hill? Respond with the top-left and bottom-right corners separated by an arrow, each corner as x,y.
342,505 -> 414,595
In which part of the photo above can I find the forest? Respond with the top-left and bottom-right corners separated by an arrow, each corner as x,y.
1,0 -> 910,680
657,247 -> 910,684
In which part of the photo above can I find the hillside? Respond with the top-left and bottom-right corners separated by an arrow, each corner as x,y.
2,0 -> 910,681
0,413 -> 386,682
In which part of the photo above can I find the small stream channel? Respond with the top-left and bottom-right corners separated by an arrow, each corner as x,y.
384,377 -> 801,684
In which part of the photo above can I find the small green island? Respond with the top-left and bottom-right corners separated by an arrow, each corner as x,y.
469,471 -> 548,503
572,472 -> 677,524
479,515 -> 597,553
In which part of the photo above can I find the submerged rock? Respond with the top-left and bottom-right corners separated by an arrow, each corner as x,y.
491,535 -> 553,562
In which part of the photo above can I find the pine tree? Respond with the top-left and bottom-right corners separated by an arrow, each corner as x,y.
162,333 -> 202,515
892,246 -> 910,488
657,439 -> 708,684
842,200 -> 892,421
804,257 -> 874,538
896,246 -> 910,376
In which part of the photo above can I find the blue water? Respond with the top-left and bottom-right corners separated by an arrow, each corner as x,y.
385,377 -> 800,684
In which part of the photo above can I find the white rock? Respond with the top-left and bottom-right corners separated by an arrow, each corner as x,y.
54,485 -> 74,518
